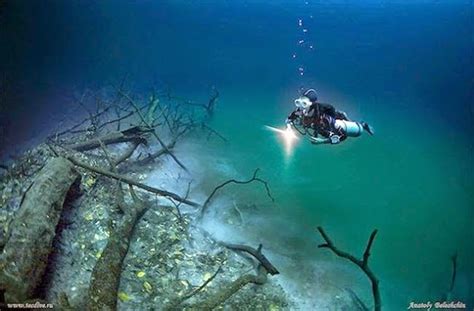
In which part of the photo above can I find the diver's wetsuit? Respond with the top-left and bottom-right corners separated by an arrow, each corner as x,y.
287,102 -> 348,140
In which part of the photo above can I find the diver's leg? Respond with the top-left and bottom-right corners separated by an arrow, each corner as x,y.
336,110 -> 349,121
361,121 -> 375,135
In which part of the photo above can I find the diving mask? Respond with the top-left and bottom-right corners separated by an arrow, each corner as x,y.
294,96 -> 312,109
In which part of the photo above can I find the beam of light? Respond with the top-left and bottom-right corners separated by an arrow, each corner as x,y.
265,125 -> 299,156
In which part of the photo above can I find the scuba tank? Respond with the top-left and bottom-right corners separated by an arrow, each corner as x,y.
334,119 -> 364,137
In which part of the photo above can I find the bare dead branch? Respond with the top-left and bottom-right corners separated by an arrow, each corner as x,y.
164,265 -> 223,310
65,155 -> 200,207
114,139 -> 143,166
188,264 -> 269,310
222,243 -> 279,275
134,139 -> 177,166
187,265 -> 222,298
362,230 -> 378,268
202,123 -> 228,142
116,88 -> 189,172
343,288 -> 370,311
200,169 -> 274,217
68,126 -> 150,152
52,93 -> 113,138
449,252 -> 458,294
169,180 -> 192,223
317,227 -> 381,311
206,87 -> 219,117
98,139 -> 116,172
442,252 -> 458,301
96,110 -> 134,131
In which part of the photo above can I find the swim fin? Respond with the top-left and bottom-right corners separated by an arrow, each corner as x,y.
361,122 -> 375,135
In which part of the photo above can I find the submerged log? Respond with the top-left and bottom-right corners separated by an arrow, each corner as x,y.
68,126 -> 149,152
87,186 -> 148,311
0,157 -> 80,302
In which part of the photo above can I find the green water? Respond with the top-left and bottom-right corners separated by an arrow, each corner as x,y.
202,90 -> 473,308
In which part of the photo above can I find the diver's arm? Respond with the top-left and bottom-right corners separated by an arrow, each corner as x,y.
309,136 -> 331,145
286,109 -> 301,125
286,110 -> 298,122
309,134 -> 341,145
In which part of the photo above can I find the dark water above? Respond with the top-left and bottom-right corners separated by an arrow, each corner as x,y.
1,0 -> 473,309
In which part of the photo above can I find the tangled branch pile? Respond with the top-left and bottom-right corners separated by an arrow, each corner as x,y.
0,86 -> 287,310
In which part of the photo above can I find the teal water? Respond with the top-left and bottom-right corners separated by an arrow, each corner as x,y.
1,0 -> 473,309
202,89 -> 473,308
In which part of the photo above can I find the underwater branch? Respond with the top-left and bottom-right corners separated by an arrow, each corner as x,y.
87,185 -> 149,311
116,88 -> 189,172
184,243 -> 278,310
317,227 -> 381,311
200,168 -> 274,217
66,155 -> 200,207
68,126 -> 150,152
0,158 -> 80,302
222,243 -> 279,275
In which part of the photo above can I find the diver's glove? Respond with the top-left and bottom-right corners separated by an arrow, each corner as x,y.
330,135 -> 340,144
310,136 -> 330,145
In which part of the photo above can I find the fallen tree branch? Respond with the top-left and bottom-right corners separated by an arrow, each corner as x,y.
202,123 -> 227,142
164,265 -> 222,310
206,87 -> 219,117
222,243 -> 279,275
169,180 -> 192,224
448,252 -> 458,295
134,138 -> 177,166
344,287 -> 370,311
114,139 -> 143,167
200,168 -> 274,217
52,104 -> 109,138
98,139 -> 116,172
87,186 -> 149,310
68,126 -> 149,152
180,87 -> 219,118
50,89 -> 128,139
0,158 -> 80,302
96,110 -> 134,132
116,88 -> 189,172
316,227 -> 381,311
188,264 -> 269,310
442,252 -> 458,301
65,155 -> 200,207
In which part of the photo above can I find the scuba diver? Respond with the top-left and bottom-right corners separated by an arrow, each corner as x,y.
286,89 -> 374,144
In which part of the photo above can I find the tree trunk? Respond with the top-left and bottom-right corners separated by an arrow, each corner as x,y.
0,157 -> 80,302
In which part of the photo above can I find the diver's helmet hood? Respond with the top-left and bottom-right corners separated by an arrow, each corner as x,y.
294,96 -> 312,110
302,89 -> 318,102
